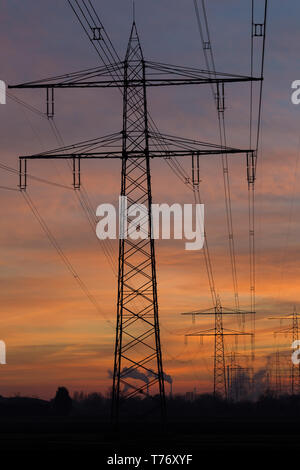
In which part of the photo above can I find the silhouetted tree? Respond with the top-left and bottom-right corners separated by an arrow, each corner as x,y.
53,387 -> 72,416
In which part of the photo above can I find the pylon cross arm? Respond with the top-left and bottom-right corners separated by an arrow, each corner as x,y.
9,61 -> 261,90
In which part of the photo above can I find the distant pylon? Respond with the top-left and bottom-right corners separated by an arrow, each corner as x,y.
182,297 -> 254,399
291,307 -> 300,394
269,307 -> 300,395
214,298 -> 226,397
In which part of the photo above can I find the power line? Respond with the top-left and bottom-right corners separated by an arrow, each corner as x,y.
0,185 -> 20,192
0,161 -> 73,190
48,118 -> 117,275
7,92 -> 47,118
21,190 -> 113,327
193,0 -> 240,312
248,0 -> 268,328
3,95 -> 117,326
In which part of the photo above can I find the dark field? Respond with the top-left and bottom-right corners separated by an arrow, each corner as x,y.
0,417 -> 299,465
0,393 -> 299,465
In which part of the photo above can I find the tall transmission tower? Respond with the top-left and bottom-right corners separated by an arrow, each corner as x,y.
182,298 -> 254,398
10,10 -> 260,424
269,307 -> 300,395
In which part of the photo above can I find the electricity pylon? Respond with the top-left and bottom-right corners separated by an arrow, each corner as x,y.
269,307 -> 300,395
182,297 -> 254,398
10,19 -> 260,424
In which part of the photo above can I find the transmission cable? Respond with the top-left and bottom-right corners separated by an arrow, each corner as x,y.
193,0 -> 240,313
21,190 -> 113,327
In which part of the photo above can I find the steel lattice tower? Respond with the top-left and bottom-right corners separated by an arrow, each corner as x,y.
10,15 -> 260,424
291,307 -> 300,394
183,298 -> 253,398
112,23 -> 165,423
214,299 -> 226,396
269,307 -> 300,395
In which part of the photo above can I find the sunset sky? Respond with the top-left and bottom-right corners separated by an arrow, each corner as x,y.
0,0 -> 300,398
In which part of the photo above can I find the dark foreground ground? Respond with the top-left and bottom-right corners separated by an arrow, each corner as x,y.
1,393 -> 300,465
0,417 -> 299,465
